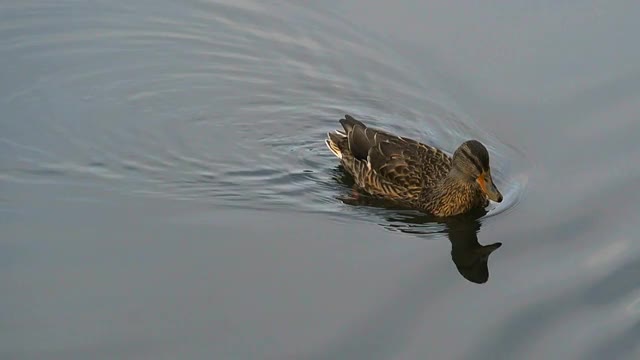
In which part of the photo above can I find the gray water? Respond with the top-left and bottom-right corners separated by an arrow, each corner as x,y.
2,1 -> 640,359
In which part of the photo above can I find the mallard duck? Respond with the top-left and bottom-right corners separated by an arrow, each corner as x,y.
325,115 -> 503,217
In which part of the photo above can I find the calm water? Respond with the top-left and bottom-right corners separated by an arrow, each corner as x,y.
2,1 -> 640,359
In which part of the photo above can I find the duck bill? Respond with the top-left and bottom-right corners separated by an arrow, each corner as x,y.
477,172 -> 503,203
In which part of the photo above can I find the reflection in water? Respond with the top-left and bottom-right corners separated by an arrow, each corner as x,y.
333,166 -> 502,284
391,211 -> 501,284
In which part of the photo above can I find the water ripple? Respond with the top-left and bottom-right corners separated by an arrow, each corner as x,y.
0,0 -> 528,224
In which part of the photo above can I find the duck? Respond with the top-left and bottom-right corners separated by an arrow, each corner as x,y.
325,115 -> 503,217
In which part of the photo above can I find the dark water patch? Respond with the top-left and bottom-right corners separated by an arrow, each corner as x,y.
586,321 -> 640,360
583,257 -> 640,306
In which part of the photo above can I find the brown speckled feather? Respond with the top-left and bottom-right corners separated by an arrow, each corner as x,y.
325,115 -> 493,217
331,115 -> 451,200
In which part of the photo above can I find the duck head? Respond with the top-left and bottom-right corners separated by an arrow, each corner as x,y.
451,140 -> 503,203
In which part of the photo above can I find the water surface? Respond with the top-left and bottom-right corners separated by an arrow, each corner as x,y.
2,1 -> 640,359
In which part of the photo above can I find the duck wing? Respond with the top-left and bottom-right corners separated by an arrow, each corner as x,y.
340,115 -> 452,191
366,140 -> 424,191
340,114 -> 409,160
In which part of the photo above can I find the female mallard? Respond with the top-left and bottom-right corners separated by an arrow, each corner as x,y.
325,115 -> 503,217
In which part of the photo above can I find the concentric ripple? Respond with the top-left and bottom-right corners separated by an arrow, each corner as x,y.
0,0 -> 527,226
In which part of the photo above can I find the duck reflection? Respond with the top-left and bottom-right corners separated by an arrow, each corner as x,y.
387,210 -> 501,284
333,167 -> 501,284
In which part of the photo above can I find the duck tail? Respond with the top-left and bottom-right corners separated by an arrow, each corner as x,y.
325,131 -> 346,159
339,114 -> 365,133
